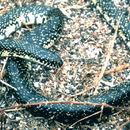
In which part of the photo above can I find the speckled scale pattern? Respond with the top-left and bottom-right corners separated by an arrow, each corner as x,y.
0,38 -> 63,68
2,3 -> 130,124
0,5 -> 64,68
24,17 -> 63,48
91,0 -> 130,41
0,5 -> 59,39
6,58 -> 130,124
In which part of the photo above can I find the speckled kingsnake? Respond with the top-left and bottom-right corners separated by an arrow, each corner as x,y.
0,5 -> 64,68
1,1 -> 130,125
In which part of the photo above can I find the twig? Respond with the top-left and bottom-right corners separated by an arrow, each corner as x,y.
0,79 -> 17,90
0,57 -> 8,79
93,16 -> 121,94
69,110 -> 102,127
93,63 -> 130,76
0,101 -> 118,113
0,7 -> 9,16
68,15 -> 122,97
69,86 -> 93,97
117,120 -> 130,130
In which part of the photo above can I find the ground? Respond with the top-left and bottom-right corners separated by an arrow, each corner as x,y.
0,0 -> 129,129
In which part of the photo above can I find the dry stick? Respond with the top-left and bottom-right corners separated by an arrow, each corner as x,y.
0,7 -> 9,16
0,79 -> 17,90
0,100 -> 119,113
23,101 -> 115,109
70,103 -> 112,127
0,57 -> 8,79
70,15 -> 122,97
4,108 -> 25,113
70,105 -> 105,127
69,110 -> 102,127
93,17 -> 121,94
99,105 -> 104,121
118,120 -> 130,130
93,63 -> 130,76
69,86 -> 94,97
0,57 -> 17,90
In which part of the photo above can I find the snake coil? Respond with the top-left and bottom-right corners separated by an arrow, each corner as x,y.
0,1 -> 129,125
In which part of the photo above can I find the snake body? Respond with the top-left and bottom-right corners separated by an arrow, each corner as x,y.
6,58 -> 130,124
91,0 -> 130,41
0,0 -> 129,125
0,5 -> 64,68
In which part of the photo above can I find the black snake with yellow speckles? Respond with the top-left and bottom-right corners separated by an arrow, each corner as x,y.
1,0 -> 130,125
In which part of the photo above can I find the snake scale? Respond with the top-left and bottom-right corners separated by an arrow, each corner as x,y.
0,0 -> 129,125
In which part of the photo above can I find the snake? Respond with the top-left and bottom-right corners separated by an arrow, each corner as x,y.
0,5 -> 64,68
0,0 -> 129,125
